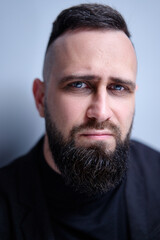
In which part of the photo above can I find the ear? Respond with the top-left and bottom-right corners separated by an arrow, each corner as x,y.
33,78 -> 45,117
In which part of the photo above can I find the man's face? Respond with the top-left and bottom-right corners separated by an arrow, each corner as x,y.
45,30 -> 137,152
38,30 -> 137,194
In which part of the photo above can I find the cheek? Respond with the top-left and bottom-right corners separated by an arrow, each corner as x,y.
113,99 -> 135,137
49,94 -> 87,136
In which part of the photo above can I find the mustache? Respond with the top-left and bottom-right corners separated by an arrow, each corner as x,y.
70,119 -> 121,138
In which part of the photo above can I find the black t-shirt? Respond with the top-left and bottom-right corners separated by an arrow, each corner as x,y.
39,151 -> 130,240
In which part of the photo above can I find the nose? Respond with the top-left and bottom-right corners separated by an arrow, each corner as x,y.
86,91 -> 113,122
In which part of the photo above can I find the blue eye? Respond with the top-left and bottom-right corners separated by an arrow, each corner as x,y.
108,84 -> 131,96
112,85 -> 124,91
108,84 -> 126,91
70,81 -> 88,88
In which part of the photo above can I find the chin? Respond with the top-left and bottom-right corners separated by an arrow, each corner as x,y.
75,139 -> 116,153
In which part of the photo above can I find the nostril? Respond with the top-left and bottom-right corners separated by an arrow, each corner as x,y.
86,104 -> 112,122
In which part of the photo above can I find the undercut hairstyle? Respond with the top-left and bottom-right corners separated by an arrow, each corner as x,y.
43,3 -> 131,83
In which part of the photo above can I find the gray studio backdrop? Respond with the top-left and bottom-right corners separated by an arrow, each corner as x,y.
0,0 -> 160,166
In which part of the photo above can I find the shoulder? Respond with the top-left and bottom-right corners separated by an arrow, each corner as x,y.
0,156 -> 27,196
129,140 -> 160,170
128,140 -> 160,182
126,141 -> 160,237
130,140 -> 160,159
127,140 -> 160,235
128,139 -> 160,195
0,137 -> 45,239
0,137 -> 44,193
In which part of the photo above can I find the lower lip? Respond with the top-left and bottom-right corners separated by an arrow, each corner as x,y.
81,134 -> 113,140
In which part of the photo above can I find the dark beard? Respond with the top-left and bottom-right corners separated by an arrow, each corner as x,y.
45,106 -> 131,196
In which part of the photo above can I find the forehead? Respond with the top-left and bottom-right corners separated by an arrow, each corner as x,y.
48,29 -> 137,81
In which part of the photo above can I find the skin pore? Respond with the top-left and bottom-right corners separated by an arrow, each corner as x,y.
33,30 -> 137,188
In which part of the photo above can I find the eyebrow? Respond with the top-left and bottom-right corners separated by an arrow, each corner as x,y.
59,74 -> 136,90
59,74 -> 100,83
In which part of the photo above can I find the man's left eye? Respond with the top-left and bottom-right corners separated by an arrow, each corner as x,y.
110,85 -> 125,91
108,84 -> 130,96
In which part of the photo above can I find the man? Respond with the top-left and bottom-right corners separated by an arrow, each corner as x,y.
0,3 -> 160,240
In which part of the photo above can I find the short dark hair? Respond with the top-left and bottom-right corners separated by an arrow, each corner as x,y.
43,4 -> 131,83
46,3 -> 131,53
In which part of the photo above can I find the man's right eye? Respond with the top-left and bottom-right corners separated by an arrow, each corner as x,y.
68,81 -> 88,89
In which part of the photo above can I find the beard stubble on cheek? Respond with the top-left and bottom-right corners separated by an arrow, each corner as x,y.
44,104 -> 132,196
